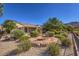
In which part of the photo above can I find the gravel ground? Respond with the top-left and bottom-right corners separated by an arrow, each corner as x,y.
17,47 -> 49,56
0,34 -> 74,56
0,41 -> 49,56
60,46 -> 74,56
0,41 -> 17,56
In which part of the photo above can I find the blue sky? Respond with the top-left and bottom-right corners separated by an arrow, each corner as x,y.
0,3 -> 79,25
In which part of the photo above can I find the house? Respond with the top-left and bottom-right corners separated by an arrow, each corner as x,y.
16,23 -> 42,35
0,25 -> 3,30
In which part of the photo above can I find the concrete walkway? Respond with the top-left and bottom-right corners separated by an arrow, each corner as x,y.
60,33 -> 74,56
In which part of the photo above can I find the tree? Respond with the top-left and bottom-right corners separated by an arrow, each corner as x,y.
0,3 -> 3,16
3,20 -> 16,33
42,17 -> 65,32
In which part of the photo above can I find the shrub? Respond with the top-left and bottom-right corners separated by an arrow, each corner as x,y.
11,29 -> 25,39
47,31 -> 55,37
17,35 -> 32,52
19,35 -> 29,42
48,43 -> 60,56
61,32 -> 68,37
11,29 -> 32,53
17,40 -> 31,52
54,30 -> 60,34
31,30 -> 39,37
54,34 -> 71,47
54,34 -> 65,41
62,39 -> 71,47
74,31 -> 79,36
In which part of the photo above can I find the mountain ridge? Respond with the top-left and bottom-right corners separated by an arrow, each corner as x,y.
66,21 -> 79,28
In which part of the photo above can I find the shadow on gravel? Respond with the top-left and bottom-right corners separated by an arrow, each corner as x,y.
41,50 -> 50,56
1,39 -> 15,42
4,49 -> 18,56
74,37 -> 79,49
4,49 -> 49,56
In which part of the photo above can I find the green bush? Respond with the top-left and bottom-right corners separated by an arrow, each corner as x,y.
47,31 -> 55,37
31,30 -> 39,37
61,32 -> 68,37
19,35 -> 29,42
54,30 -> 60,34
11,29 -> 25,39
54,34 -> 65,41
50,30 -> 60,34
62,39 -> 71,47
17,40 -> 31,52
74,31 -> 79,36
54,34 -> 71,47
17,35 -> 32,52
48,43 -> 60,56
